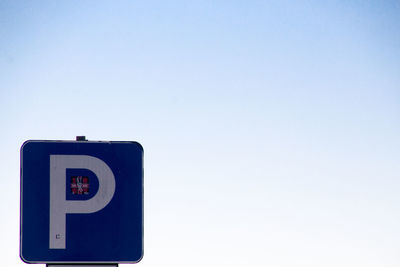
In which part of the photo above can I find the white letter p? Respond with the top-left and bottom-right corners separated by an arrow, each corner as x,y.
49,155 -> 116,249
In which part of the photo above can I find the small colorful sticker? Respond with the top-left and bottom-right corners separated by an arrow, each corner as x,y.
71,176 -> 89,195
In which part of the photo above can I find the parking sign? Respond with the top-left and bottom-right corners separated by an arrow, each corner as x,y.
20,140 -> 143,264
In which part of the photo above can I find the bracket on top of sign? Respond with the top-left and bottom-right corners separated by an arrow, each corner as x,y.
76,136 -> 87,141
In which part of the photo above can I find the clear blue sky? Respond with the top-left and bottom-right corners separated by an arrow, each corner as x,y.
1,1 -> 400,266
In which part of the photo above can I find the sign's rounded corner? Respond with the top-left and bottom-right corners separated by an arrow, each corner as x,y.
20,250 -> 34,264
20,140 -> 34,153
128,141 -> 144,153
134,250 -> 144,264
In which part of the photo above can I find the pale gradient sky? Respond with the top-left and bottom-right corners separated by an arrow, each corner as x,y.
1,1 -> 400,267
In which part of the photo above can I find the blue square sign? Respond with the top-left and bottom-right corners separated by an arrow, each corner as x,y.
20,140 -> 143,264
